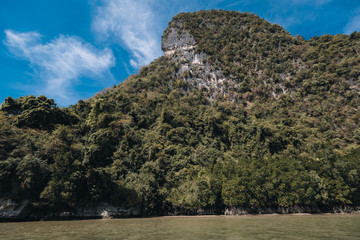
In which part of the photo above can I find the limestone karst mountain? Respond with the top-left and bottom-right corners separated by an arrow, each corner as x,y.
1,10 -> 360,220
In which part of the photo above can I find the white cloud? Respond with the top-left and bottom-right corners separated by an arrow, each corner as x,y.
345,13 -> 360,34
92,0 -> 162,68
4,30 -> 115,105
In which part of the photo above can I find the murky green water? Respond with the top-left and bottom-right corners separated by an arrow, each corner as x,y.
0,214 -> 359,240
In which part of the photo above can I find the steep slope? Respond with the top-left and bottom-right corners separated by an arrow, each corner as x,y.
161,11 -> 303,103
1,10 -> 360,219
159,10 -> 360,154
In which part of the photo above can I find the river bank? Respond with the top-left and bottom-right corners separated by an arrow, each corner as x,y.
1,198 -> 360,222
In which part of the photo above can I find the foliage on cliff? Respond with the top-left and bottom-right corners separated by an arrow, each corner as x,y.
1,10 -> 360,214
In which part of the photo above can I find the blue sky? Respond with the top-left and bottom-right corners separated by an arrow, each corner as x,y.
1,0 -> 359,106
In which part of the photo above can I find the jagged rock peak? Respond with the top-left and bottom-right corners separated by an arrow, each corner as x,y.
161,10 -> 287,55
161,25 -> 196,55
159,10 -> 303,103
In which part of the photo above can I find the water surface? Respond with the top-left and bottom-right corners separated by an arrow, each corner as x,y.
1,214 -> 359,239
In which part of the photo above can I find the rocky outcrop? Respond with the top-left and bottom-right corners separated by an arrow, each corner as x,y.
0,199 -> 140,221
161,23 -> 240,103
224,206 -> 360,215
75,202 -> 140,219
42,203 -> 140,220
0,199 -> 31,221
224,206 -> 321,215
332,206 -> 360,214
161,26 -> 196,53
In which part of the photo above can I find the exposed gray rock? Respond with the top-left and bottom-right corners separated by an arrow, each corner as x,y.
0,199 -> 140,221
161,22 -> 241,103
0,199 -> 31,220
161,27 -> 196,52
332,205 -> 360,214
224,205 -> 360,215
75,202 -> 140,218
224,206 -> 322,215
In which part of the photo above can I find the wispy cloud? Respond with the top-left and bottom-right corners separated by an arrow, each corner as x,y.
345,11 -> 360,34
92,0 -> 162,69
4,30 -> 115,105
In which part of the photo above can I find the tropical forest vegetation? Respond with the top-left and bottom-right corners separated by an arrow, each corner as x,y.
0,10 -> 359,216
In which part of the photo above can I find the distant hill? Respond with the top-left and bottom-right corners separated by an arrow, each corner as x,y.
1,10 -> 359,219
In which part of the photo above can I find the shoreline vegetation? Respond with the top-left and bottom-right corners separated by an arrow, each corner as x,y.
1,198 -> 360,222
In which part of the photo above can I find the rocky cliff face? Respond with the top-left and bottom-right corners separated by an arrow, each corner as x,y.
0,199 -> 31,220
161,21 -> 239,103
0,199 -> 140,221
161,24 -> 196,54
159,12 -> 308,104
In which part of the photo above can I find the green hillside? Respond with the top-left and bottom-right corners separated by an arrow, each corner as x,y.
1,10 -> 360,217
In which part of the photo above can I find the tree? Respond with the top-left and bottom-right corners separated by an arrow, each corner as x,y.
0,95 -> 77,130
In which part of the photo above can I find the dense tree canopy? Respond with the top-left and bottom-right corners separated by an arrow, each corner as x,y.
0,10 -> 359,215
